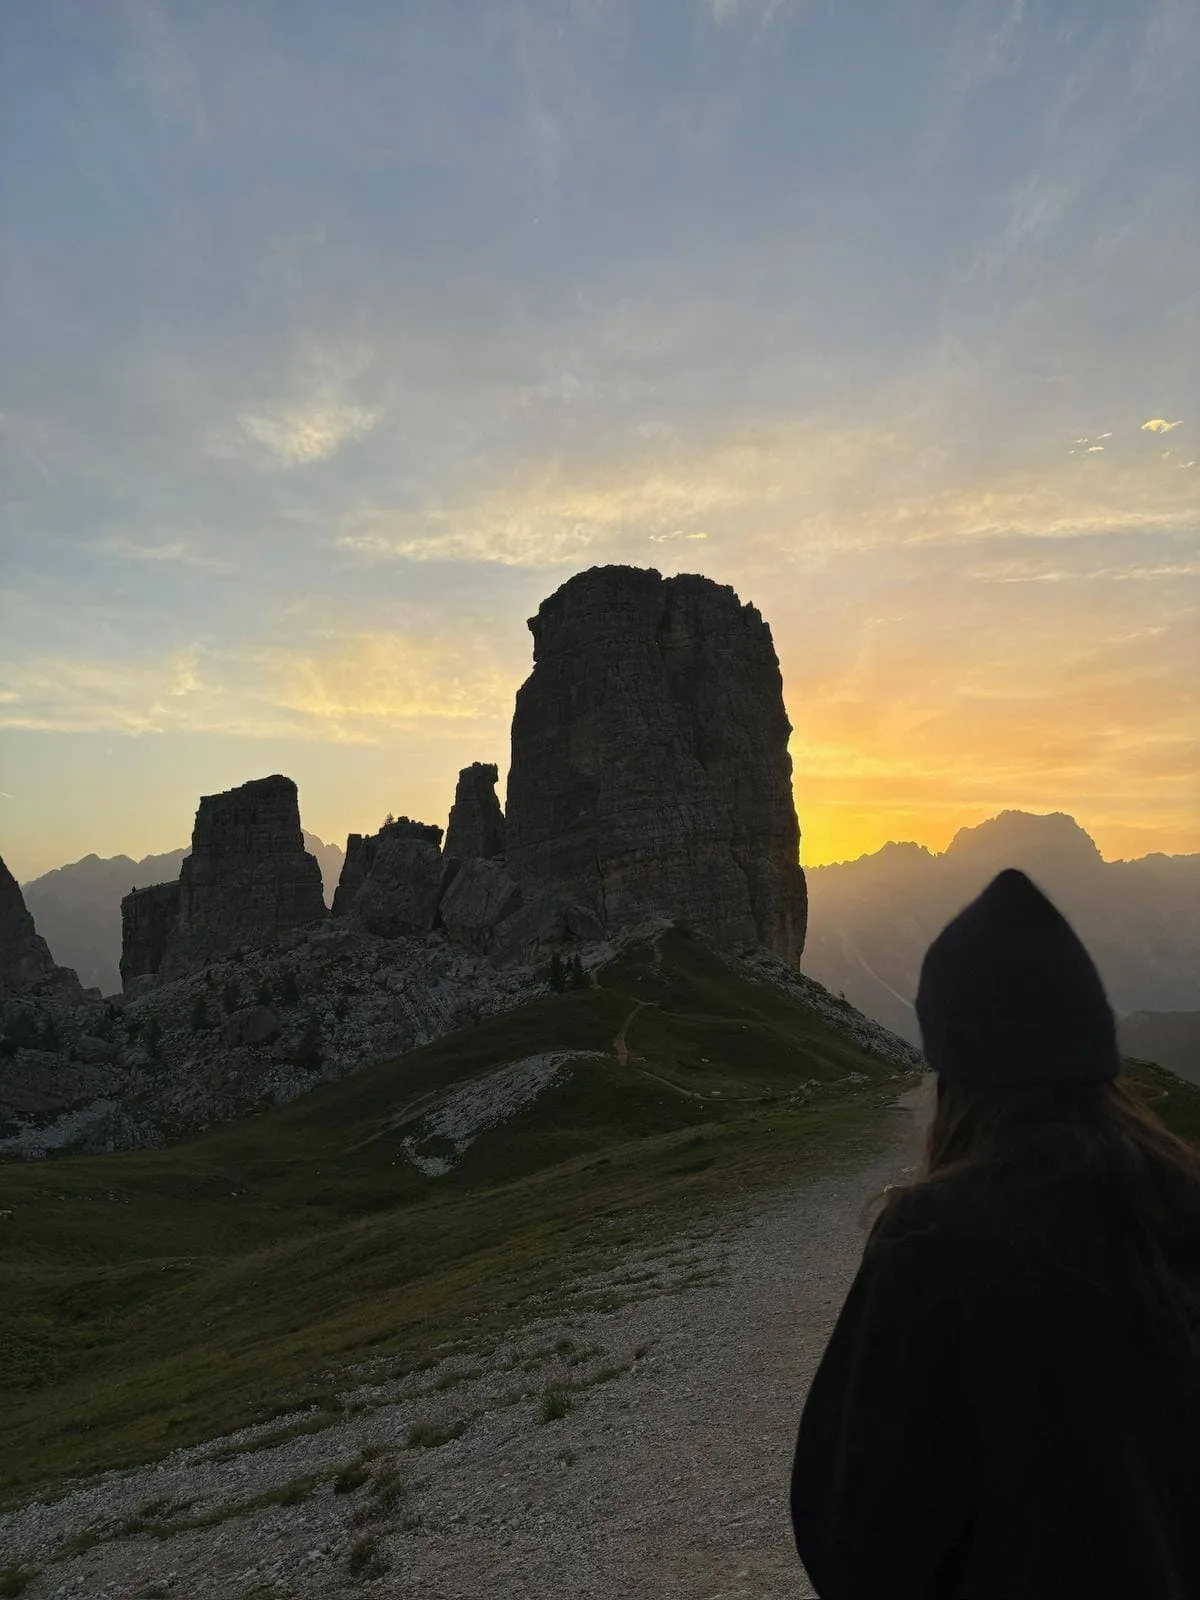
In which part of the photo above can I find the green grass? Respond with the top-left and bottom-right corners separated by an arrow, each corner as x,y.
10,931 -> 1189,1508
0,932 -> 911,1502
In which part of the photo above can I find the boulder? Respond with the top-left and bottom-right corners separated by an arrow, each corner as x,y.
352,833 -> 450,939
333,818 -> 443,918
489,894 -> 603,967
438,858 -> 522,954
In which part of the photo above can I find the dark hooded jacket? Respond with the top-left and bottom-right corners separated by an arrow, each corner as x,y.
790,870 -> 1200,1599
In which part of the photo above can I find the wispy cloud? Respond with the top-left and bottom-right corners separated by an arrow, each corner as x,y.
234,398 -> 380,467
1141,417 -> 1184,433
93,536 -> 236,571
0,631 -> 511,740
336,418 -> 1200,570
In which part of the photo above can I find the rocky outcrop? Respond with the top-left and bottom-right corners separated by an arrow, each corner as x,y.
438,858 -> 523,955
444,764 -> 505,862
332,819 -> 444,923
0,855 -> 83,998
118,776 -> 327,988
352,830 -> 450,940
504,566 -> 807,961
120,882 -> 182,990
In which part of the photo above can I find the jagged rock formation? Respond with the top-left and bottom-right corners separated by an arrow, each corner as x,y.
120,882 -> 183,990
351,829 -> 449,940
504,566 -> 807,961
444,763 -> 505,862
22,836 -> 344,998
118,777 -> 327,988
332,819 -> 444,923
0,855 -> 83,998
439,859 -> 523,955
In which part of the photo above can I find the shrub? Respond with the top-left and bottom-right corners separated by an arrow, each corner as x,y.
222,979 -> 241,1014
348,1535 -> 389,1579
333,1460 -> 371,1495
255,977 -> 273,1006
190,995 -> 211,1032
278,971 -> 301,1007
541,1388 -> 571,1423
144,1016 -> 162,1059
295,1012 -> 322,1071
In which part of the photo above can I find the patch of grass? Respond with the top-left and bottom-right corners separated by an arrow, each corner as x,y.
0,1570 -> 37,1598
0,932 -> 924,1503
333,1459 -> 371,1495
211,1412 -> 339,1461
405,1418 -> 468,1449
430,1365 -> 481,1392
590,1362 -> 631,1384
350,1465 -> 405,1527
348,1533 -> 389,1580
541,1388 -> 571,1422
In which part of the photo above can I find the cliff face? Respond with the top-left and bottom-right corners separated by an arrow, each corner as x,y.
118,777 -> 327,988
443,764 -> 505,862
0,855 -> 83,997
161,776 -> 326,976
120,882 -> 182,989
504,566 -> 807,961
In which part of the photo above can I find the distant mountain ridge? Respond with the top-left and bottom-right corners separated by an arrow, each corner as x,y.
802,811 -> 1200,1045
22,834 -> 344,996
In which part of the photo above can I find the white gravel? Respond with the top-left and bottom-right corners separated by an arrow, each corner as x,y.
1,1083 -> 931,1600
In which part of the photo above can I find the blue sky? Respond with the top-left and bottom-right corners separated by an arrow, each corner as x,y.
1,0 -> 1197,879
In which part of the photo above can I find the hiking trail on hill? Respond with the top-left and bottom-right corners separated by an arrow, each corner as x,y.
1,1084 -> 929,1599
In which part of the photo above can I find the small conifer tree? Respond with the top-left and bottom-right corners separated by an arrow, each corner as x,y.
279,970 -> 301,1007
190,994 -> 211,1032
145,1015 -> 162,1058
222,978 -> 241,1014
568,954 -> 588,990
548,952 -> 567,992
296,1011 -> 323,1071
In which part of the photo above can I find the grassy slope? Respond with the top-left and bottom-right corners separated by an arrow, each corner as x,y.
2,932 -> 1196,1506
0,932 -> 905,1501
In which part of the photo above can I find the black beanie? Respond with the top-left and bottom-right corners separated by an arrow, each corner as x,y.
915,868 -> 1118,1086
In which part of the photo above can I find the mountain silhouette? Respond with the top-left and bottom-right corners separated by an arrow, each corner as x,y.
802,811 -> 1200,1044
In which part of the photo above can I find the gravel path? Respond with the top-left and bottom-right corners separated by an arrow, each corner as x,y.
3,1082 -> 930,1600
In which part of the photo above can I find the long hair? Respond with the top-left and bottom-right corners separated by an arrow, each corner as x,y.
885,1075 -> 1200,1364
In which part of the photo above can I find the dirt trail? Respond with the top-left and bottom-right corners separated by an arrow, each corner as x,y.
2,1081 -> 931,1600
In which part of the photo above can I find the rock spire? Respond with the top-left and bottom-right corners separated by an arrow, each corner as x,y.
503,566 -> 807,960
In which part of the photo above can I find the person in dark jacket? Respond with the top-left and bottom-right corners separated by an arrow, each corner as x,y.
790,867 -> 1200,1600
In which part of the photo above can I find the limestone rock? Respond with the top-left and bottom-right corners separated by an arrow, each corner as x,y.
120,882 -> 182,990
220,1006 -> 283,1048
351,830 -> 450,939
444,763 -> 505,862
0,854 -> 83,998
504,566 -> 807,960
333,818 -> 443,918
439,858 -> 522,954
488,894 -> 604,967
119,777 -> 327,987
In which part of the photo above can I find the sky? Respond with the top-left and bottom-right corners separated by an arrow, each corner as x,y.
1,0 -> 1197,882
